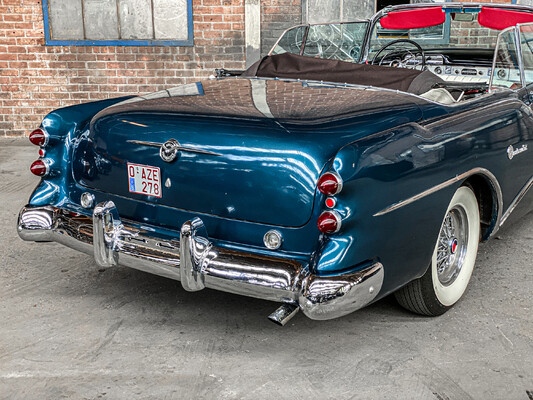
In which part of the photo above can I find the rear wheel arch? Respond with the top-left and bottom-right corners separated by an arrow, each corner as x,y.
462,170 -> 503,241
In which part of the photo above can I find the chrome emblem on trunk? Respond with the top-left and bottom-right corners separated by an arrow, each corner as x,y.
160,139 -> 181,162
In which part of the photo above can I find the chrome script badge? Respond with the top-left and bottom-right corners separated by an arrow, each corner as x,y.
507,144 -> 528,160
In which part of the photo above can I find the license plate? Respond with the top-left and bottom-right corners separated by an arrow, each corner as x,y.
127,163 -> 162,198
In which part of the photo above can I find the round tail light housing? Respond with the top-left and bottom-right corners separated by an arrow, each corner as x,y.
29,128 -> 48,147
30,159 -> 49,177
317,210 -> 342,234
317,172 -> 343,196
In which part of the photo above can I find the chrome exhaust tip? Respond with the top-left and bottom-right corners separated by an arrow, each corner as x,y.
268,303 -> 299,326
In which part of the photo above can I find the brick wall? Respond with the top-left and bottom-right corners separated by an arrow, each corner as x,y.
261,0 -> 302,56
449,0 -> 512,47
0,0 -> 247,137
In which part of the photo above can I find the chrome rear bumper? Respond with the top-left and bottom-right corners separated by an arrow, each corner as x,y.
17,202 -> 384,321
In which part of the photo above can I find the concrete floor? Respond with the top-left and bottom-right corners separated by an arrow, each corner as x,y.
1,138 -> 532,400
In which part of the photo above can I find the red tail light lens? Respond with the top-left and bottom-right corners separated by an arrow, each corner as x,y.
30,159 -> 49,176
317,211 -> 342,234
317,172 -> 343,196
29,128 -> 48,147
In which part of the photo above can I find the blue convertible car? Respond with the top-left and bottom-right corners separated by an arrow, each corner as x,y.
18,3 -> 533,325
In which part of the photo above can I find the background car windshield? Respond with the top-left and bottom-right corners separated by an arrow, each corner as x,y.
491,27 -> 522,89
271,22 -> 369,62
368,11 -> 498,59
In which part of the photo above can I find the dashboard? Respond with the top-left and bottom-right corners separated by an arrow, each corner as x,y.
393,53 -> 518,84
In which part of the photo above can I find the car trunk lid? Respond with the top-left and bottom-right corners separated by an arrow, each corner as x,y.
73,78 -> 422,227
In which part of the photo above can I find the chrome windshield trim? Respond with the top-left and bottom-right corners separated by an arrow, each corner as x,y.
374,168 -> 503,234
267,20 -> 369,57
515,25 -> 526,88
500,176 -> 533,227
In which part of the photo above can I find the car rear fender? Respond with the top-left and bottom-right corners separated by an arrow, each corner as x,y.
28,96 -> 135,207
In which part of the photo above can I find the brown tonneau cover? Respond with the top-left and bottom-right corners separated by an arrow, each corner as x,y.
244,52 -> 444,95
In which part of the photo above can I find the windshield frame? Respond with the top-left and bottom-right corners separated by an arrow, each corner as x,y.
267,3 -> 533,77
487,23 -> 533,92
360,2 -> 533,62
268,20 -> 371,62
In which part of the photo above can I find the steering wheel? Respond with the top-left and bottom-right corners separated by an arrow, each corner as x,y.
303,25 -> 337,58
371,39 -> 426,68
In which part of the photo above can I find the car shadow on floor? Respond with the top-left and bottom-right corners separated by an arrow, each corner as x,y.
52,252 -> 422,334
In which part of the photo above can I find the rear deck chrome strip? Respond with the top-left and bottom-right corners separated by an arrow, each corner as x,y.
126,140 -> 222,156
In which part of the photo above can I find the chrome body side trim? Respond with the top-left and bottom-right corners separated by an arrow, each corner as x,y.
18,203 -> 384,321
373,169 -> 503,231
500,176 -> 533,227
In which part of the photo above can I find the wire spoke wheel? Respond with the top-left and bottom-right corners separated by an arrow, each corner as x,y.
436,206 -> 468,286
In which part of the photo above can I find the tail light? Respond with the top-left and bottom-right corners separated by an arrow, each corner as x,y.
29,128 -> 48,147
317,172 -> 343,196
317,210 -> 342,234
30,159 -> 49,177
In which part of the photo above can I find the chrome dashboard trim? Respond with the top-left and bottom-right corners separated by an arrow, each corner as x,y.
18,203 -> 384,321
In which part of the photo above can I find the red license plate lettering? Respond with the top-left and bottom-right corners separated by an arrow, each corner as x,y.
127,163 -> 162,198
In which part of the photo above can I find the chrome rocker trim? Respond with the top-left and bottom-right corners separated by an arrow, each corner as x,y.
17,202 -> 384,321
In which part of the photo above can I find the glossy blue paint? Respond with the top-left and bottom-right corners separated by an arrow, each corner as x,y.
42,0 -> 194,47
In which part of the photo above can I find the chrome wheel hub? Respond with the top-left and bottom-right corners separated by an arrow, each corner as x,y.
449,238 -> 458,254
437,206 -> 468,286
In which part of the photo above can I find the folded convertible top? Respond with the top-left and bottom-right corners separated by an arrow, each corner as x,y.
243,52 -> 444,95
